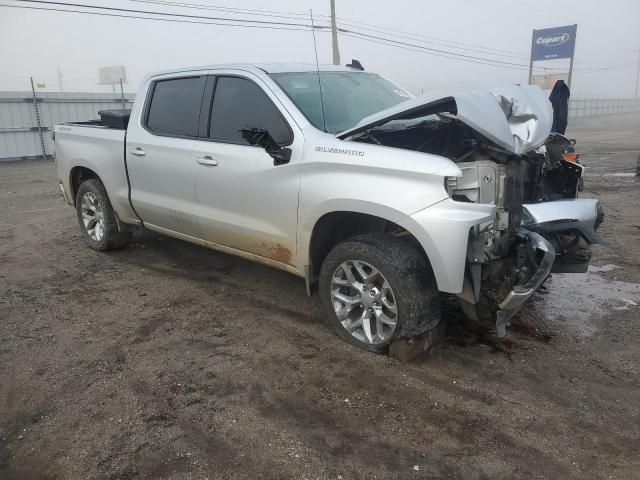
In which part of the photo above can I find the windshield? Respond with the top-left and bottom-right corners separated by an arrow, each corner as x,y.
269,71 -> 412,134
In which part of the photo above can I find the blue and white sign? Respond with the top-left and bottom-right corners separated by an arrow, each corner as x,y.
531,25 -> 577,61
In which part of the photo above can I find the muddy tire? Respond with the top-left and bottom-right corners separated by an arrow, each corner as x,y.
319,233 -> 440,353
75,179 -> 132,251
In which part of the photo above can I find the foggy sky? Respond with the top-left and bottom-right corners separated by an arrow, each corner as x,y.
1,0 -> 639,96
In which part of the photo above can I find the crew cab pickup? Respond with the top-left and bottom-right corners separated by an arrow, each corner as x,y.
54,63 -> 603,351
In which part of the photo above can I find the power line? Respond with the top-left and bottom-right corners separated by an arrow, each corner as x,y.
322,15 -> 532,59
133,0 -> 618,68
334,21 -> 531,60
9,0 -> 317,28
146,0 -> 626,71
130,0 -> 310,20
340,32 -> 539,71
121,0 -> 633,72
4,0 -> 541,71
127,0 -> 632,70
131,0 -> 536,60
3,0 -> 633,75
333,21 -> 630,72
328,14 -> 626,69
316,0 -> 631,69
339,30 -> 633,73
0,1 -> 320,30
338,28 -> 552,70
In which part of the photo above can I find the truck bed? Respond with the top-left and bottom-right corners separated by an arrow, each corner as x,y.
54,119 -> 138,224
61,109 -> 131,130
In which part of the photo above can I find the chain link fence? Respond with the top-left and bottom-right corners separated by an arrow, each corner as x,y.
569,97 -> 640,118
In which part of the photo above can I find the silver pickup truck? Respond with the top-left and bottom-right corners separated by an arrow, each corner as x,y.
54,63 -> 603,352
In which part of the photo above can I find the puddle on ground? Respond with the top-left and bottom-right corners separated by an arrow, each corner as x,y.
588,264 -> 618,273
540,264 -> 640,336
602,172 -> 637,177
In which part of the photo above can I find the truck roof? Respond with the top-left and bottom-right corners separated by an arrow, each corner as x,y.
253,63 -> 363,73
143,63 -> 365,80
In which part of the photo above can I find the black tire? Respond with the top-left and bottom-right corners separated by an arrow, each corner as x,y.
319,233 -> 440,353
75,178 -> 132,251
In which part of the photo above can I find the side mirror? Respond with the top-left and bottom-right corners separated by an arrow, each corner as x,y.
240,128 -> 291,166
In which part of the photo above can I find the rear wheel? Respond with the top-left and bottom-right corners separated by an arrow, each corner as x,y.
319,234 -> 440,353
75,179 -> 131,251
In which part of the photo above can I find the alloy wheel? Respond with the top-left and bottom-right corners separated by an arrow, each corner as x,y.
80,191 -> 105,241
330,260 -> 398,345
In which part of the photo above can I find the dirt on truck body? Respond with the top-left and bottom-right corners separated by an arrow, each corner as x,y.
1,113 -> 640,479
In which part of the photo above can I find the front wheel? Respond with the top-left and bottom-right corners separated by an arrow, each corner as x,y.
319,234 -> 440,353
75,179 -> 132,251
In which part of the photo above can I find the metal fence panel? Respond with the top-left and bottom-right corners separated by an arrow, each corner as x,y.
0,91 -> 135,161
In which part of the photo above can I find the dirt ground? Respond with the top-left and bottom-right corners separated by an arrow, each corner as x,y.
1,113 -> 639,480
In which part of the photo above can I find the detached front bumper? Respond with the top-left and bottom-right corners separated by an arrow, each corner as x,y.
495,231 -> 555,337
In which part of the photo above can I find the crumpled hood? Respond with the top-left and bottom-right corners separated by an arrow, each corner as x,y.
337,85 -> 553,155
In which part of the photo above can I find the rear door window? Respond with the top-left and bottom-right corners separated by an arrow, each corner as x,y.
208,76 -> 292,145
146,76 -> 207,137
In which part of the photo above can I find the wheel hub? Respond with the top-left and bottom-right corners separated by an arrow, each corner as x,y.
330,260 -> 398,345
80,191 -> 105,242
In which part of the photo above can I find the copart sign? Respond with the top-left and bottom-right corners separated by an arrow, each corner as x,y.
531,25 -> 577,61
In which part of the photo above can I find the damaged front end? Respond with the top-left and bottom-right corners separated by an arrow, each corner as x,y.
450,150 -> 603,337
341,85 -> 604,336
462,222 -> 556,337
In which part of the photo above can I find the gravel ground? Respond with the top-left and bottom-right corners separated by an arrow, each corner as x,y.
1,113 -> 639,479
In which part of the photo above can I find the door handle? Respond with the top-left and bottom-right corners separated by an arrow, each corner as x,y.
130,148 -> 146,157
196,155 -> 218,166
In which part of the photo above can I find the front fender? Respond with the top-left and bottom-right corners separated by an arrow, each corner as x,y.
398,199 -> 495,294
297,198 -> 444,270
297,134 -> 478,282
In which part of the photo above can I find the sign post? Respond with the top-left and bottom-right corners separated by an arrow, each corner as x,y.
529,24 -> 578,89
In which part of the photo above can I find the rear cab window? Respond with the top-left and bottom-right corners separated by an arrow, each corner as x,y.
145,76 -> 207,137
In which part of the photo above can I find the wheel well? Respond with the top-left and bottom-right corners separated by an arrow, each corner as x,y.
309,211 -> 428,280
69,167 -> 99,204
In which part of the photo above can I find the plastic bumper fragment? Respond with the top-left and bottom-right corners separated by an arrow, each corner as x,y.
496,231 -> 555,337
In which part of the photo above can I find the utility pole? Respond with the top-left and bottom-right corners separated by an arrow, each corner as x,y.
635,48 -> 640,98
57,66 -> 63,92
330,0 -> 340,65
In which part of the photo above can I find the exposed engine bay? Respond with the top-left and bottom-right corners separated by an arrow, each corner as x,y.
349,109 -> 603,335
350,113 -> 583,203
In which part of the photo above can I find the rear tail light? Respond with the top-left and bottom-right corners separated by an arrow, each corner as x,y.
561,151 -> 579,163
